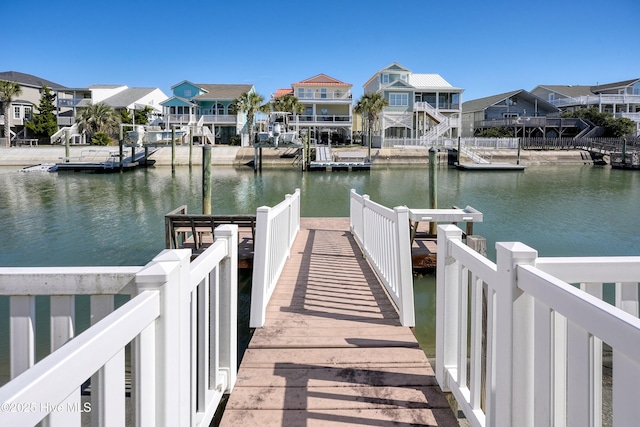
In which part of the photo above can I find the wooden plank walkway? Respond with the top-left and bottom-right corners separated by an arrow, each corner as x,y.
220,218 -> 459,426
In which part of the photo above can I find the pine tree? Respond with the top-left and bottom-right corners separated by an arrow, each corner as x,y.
26,86 -> 58,138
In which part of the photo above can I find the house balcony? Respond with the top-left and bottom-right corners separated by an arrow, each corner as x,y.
166,114 -> 237,126
550,94 -> 640,108
289,115 -> 352,126
414,101 -> 460,112
296,91 -> 353,101
57,98 -> 86,108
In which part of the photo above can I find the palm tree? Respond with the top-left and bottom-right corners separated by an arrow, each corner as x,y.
76,103 -> 120,141
232,91 -> 264,144
355,92 -> 388,159
272,93 -> 304,127
0,81 -> 23,147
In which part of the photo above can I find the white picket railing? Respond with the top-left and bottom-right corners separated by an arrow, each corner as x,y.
0,225 -> 238,427
349,189 -> 415,326
436,224 -> 640,427
249,189 -> 301,328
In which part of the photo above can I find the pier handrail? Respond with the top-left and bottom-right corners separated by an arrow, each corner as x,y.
0,225 -> 238,427
436,224 -> 640,427
349,189 -> 415,326
250,189 -> 301,328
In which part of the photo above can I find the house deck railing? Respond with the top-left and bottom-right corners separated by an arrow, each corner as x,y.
249,189 -> 301,328
0,225 -> 238,427
436,224 -> 640,427
550,94 -> 640,108
349,189 -> 414,326
290,115 -> 352,124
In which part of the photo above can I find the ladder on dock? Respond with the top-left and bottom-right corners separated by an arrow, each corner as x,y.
220,218 -> 458,426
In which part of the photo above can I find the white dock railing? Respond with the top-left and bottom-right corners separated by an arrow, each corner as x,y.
349,189 -> 415,326
0,225 -> 238,427
250,189 -> 301,328
436,224 -> 640,427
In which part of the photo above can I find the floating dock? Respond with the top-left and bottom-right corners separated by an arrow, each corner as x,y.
456,162 -> 526,171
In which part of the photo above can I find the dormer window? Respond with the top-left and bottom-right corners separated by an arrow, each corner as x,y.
184,89 -> 192,97
382,74 -> 389,84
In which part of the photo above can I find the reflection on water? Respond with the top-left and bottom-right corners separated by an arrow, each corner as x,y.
0,164 -> 638,379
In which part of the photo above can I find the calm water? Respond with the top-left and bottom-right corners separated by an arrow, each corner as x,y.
0,164 -> 638,373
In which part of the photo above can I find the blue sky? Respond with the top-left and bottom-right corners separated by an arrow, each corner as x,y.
2,0 -> 638,102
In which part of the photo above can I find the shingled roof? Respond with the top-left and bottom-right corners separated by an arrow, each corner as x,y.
0,71 -> 66,89
193,84 -> 254,100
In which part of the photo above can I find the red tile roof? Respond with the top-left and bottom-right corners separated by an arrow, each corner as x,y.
292,73 -> 351,87
273,88 -> 294,98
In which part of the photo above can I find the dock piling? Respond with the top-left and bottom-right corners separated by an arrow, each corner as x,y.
202,146 -> 212,215
429,147 -> 438,234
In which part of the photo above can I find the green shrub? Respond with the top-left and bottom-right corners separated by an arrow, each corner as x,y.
91,132 -> 113,146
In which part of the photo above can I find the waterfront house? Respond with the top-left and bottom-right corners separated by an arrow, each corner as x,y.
161,81 -> 254,145
0,71 -> 66,144
273,74 -> 354,144
532,78 -> 640,136
362,62 -> 463,147
459,89 -> 590,138
50,84 -> 168,145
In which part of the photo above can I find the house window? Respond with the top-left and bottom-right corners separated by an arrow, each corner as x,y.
548,93 -> 555,102
184,89 -> 192,97
382,74 -> 389,84
215,103 -> 224,115
14,106 -> 20,119
306,89 -> 313,99
298,88 -> 304,98
633,83 -> 640,95
24,107 -> 32,119
389,93 -> 408,106
320,88 -> 327,99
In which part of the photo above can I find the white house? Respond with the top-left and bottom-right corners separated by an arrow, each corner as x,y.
362,62 -> 463,147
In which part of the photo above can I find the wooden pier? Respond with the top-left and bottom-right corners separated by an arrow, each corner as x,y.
219,218 -> 459,426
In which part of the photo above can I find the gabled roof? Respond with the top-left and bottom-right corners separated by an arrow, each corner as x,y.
363,62 -> 412,88
0,71 -> 66,89
160,96 -> 197,107
384,80 -> 414,90
193,84 -> 254,100
462,89 -> 558,113
377,62 -> 412,74
101,88 -> 160,109
292,74 -> 351,87
533,85 -> 594,98
462,90 -> 525,113
592,78 -> 640,93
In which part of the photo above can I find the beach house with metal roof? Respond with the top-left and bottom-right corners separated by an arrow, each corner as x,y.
161,81 -> 254,144
362,62 -> 463,147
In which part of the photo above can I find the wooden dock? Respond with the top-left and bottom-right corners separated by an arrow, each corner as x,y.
219,218 -> 459,426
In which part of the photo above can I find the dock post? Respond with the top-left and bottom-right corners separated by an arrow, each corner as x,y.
118,126 -> 124,171
171,126 -> 176,173
189,125 -> 193,169
429,147 -> 438,234
517,137 -> 522,165
202,146 -> 212,215
457,136 -> 461,165
253,146 -> 258,173
259,147 -> 263,172
64,129 -> 70,163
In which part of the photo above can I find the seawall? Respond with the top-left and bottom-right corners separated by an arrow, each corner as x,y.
0,145 -> 597,167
